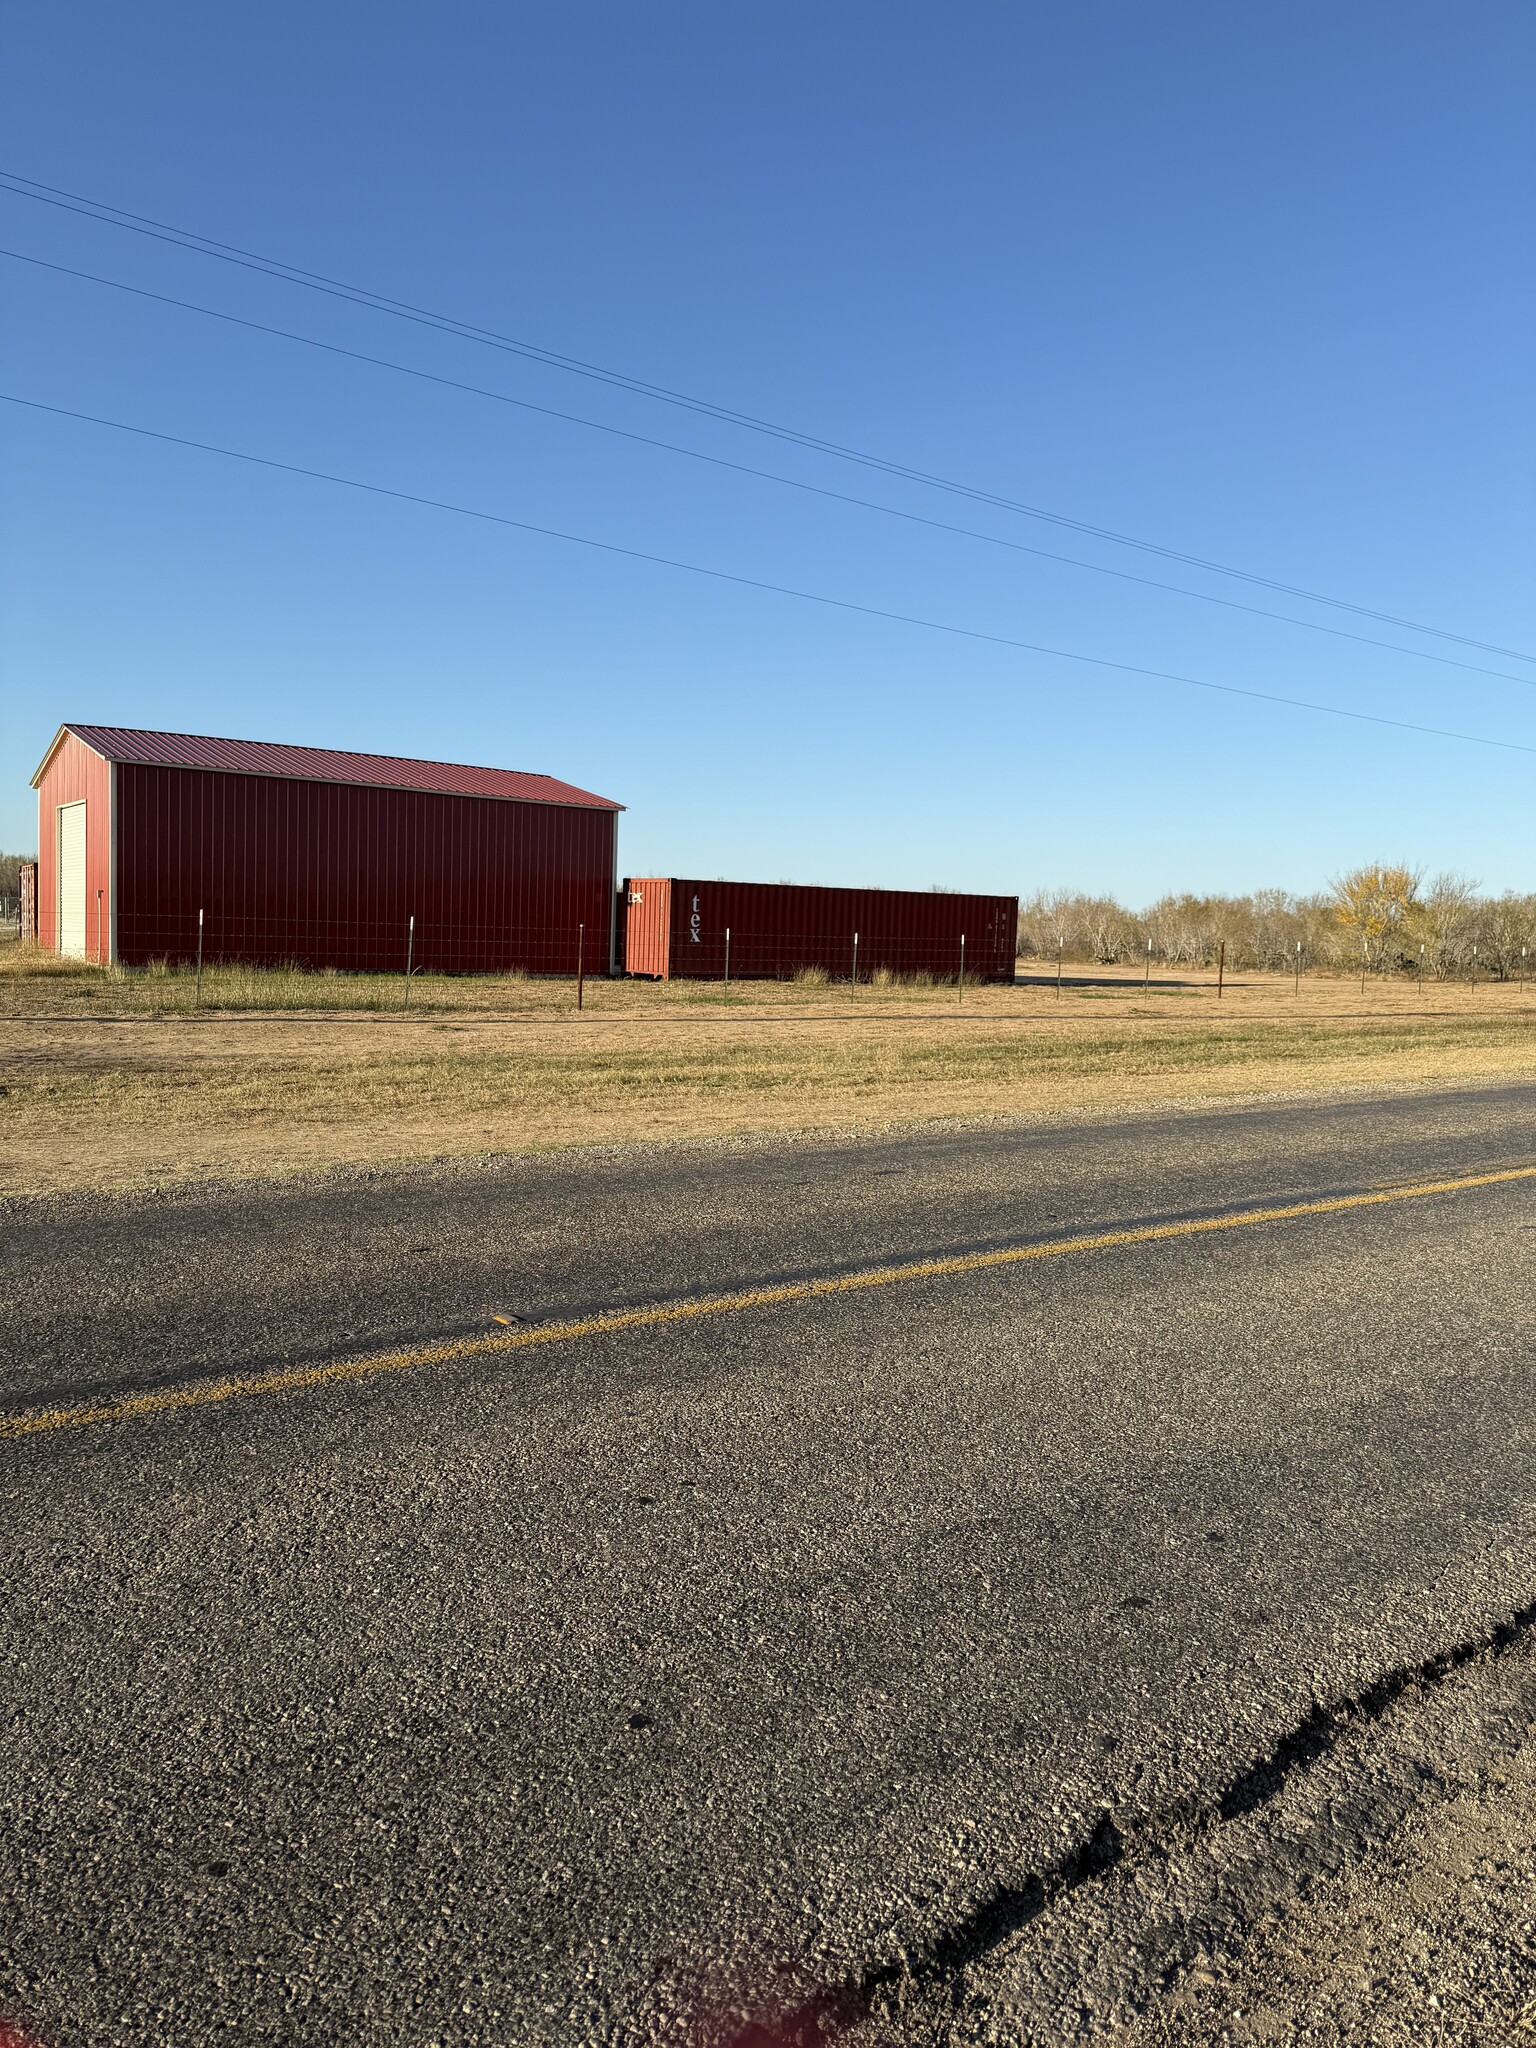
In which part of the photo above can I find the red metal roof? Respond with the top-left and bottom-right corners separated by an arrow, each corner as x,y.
34,724 -> 622,810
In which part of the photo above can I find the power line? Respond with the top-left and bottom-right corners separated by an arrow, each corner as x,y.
2,166 -> 1530,667
7,243 -> 1532,694
6,387 -> 1532,760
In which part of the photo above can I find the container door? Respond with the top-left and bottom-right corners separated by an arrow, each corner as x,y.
57,801 -> 86,958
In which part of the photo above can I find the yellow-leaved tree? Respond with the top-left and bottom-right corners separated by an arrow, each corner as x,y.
1331,863 -> 1420,972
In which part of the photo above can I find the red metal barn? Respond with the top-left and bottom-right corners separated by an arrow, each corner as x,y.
30,725 -> 623,974
623,878 -> 1018,983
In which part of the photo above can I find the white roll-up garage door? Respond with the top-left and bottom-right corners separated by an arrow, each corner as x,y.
58,801 -> 86,958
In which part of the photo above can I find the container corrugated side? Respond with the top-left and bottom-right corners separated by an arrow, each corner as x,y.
637,879 -> 1017,982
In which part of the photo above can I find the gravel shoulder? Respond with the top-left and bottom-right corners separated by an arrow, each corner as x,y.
1129,1732 -> 1536,2045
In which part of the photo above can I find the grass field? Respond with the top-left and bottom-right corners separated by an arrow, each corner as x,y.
4,944 -> 1534,1196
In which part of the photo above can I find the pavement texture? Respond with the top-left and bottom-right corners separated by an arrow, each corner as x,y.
2,1079 -> 1536,2045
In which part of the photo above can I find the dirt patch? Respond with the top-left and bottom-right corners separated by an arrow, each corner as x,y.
1121,1736 -> 1536,2045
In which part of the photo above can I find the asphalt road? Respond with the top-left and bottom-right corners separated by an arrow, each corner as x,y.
3,1081 -> 1535,2045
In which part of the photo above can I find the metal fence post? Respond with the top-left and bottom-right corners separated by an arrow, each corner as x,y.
577,923 -> 585,1010
1522,945 -> 1528,993
195,907 -> 204,1008
96,888 -> 103,967
724,926 -> 730,993
958,933 -> 965,1005
1056,936 -> 1063,998
1144,938 -> 1152,992
851,931 -> 859,989
1216,941 -> 1225,999
404,913 -> 414,1009
1295,940 -> 1302,995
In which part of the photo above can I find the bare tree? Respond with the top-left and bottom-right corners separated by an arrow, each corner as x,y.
1015,870 -> 1531,981
1408,872 -> 1480,980
1473,892 -> 1536,981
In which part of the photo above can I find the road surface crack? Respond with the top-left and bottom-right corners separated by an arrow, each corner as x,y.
745,1591 -> 1536,2043
1217,1591 -> 1536,1825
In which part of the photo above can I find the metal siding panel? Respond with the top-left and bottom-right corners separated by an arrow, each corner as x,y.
108,760 -> 118,963
33,731 -> 112,957
86,742 -> 110,963
112,760 -> 617,973
608,816 -> 620,973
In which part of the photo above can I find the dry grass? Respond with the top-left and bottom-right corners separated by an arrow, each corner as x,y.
0,942 -> 976,1018
4,952 -> 1535,1196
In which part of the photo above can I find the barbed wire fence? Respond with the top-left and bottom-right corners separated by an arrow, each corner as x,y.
14,904 -> 1016,1004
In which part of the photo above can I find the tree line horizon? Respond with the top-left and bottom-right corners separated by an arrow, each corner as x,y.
1017,866 -> 1536,980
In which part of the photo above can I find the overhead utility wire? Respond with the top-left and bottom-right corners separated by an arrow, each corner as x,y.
5,389 -> 1531,761
2,166 -> 1529,668
6,246 -> 1529,694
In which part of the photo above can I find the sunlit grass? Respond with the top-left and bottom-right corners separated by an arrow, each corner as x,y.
0,945 -> 992,1016
12,1014 -> 1533,1129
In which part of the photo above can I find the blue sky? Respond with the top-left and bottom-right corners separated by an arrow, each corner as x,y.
3,1 -> 1532,897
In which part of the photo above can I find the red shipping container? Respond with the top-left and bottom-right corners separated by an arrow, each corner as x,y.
623,878 -> 1017,983
31,724 -> 623,974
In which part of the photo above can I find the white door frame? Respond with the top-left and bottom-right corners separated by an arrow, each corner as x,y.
57,800 -> 87,958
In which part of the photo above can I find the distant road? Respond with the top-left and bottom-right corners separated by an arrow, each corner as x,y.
3,1082 -> 1535,2044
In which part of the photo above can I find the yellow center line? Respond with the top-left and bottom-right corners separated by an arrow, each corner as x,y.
3,1162 -> 1533,1445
